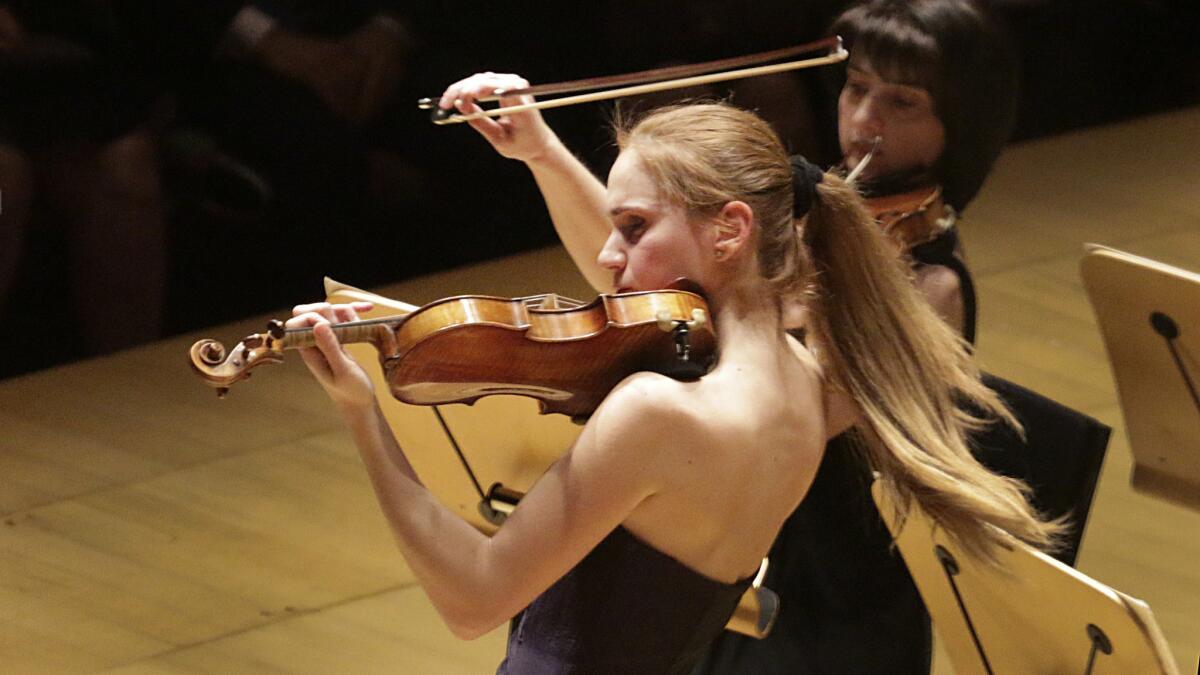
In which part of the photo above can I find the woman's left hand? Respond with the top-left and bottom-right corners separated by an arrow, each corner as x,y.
287,301 -> 378,410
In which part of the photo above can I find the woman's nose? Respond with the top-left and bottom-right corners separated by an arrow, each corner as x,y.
848,96 -> 884,136
596,233 -> 626,271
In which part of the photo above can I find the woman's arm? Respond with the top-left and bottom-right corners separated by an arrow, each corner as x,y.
290,303 -> 667,638
913,263 -> 965,337
524,137 -> 613,292
440,73 -> 612,292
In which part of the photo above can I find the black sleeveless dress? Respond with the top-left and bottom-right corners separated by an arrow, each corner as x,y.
694,171 -> 970,674
498,526 -> 753,675
693,433 -> 931,674
911,226 -> 977,346
861,170 -> 978,346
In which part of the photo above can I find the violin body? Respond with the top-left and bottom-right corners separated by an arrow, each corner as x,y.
327,280 -> 770,638
384,289 -> 715,418
865,183 -> 953,251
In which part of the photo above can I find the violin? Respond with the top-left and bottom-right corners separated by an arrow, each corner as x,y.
842,141 -> 953,253
190,282 -> 715,419
864,182 -> 953,252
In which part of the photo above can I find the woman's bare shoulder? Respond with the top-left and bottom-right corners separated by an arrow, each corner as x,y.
595,371 -> 697,426
563,372 -> 699,491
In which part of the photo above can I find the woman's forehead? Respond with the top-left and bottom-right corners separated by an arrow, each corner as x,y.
607,150 -> 647,191
607,151 -> 662,208
849,53 -> 932,89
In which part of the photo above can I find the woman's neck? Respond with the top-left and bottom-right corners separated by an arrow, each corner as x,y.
706,274 -> 789,370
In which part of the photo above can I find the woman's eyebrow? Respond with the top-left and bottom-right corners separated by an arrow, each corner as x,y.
609,202 -> 655,217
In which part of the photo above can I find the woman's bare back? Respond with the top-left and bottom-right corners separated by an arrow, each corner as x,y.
616,341 -> 830,583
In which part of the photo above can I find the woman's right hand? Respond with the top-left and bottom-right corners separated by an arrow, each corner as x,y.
438,72 -> 559,163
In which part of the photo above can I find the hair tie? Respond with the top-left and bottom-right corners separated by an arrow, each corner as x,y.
789,155 -> 824,217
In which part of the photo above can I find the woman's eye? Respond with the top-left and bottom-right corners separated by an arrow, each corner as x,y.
844,81 -> 867,98
621,219 -> 646,242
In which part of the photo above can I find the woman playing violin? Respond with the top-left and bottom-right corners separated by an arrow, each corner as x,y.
706,3 -> 1022,672
436,2 -> 1021,672
832,0 -> 1019,346
290,102 -> 1056,674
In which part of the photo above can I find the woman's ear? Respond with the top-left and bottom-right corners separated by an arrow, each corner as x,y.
713,201 -> 754,260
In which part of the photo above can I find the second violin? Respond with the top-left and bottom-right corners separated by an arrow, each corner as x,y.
866,182 -> 953,251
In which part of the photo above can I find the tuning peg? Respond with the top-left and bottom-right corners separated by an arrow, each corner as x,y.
656,310 -> 674,332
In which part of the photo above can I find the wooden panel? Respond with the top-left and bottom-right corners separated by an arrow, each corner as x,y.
0,432 -> 408,673
974,253 -> 1115,411
94,588 -> 507,675
964,107 -> 1200,275
0,326 -> 344,515
2,107 -> 1199,674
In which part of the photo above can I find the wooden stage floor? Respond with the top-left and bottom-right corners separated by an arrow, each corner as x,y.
2,107 -> 1199,674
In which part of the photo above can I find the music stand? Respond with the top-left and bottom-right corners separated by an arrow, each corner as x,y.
1080,245 -> 1200,510
323,278 -> 778,639
871,480 -> 1179,674
323,277 -> 580,534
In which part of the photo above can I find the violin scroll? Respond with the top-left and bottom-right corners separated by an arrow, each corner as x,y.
189,320 -> 288,397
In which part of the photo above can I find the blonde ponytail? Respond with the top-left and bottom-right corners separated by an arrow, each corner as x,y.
617,101 -> 1063,561
799,174 -> 1064,560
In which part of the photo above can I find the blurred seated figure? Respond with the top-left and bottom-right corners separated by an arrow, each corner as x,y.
0,1 -> 420,371
0,2 -> 168,366
159,2 -> 413,243
167,1 -> 426,326
224,2 -> 413,127
189,3 -> 415,224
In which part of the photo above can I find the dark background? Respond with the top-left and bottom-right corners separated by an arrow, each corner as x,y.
2,0 -> 1198,379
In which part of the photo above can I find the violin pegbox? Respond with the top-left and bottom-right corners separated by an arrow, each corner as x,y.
189,320 -> 289,397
